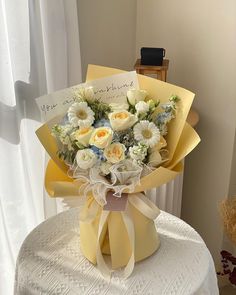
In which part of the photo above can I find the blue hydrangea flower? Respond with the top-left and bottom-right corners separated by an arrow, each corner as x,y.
90,146 -> 106,161
155,112 -> 174,136
155,112 -> 173,125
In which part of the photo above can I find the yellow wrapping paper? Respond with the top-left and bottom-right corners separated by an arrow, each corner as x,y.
79,193 -> 161,271
36,65 -> 200,275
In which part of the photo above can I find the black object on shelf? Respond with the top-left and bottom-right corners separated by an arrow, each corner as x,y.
141,47 -> 165,66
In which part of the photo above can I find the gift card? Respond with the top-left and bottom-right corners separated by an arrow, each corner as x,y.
103,192 -> 128,211
36,71 -> 138,121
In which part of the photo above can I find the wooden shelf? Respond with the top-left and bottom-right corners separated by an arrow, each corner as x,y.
134,59 -> 169,81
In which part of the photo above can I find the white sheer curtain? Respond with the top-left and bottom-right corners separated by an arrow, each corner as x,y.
0,1 -> 82,294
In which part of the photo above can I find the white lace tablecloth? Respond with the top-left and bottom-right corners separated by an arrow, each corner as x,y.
14,209 -> 219,295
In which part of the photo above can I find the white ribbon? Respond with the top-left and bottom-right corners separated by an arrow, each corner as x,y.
120,205 -> 135,278
96,210 -> 112,279
129,192 -> 160,219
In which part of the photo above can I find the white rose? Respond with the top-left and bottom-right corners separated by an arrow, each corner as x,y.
109,110 -> 137,131
109,102 -> 129,111
135,101 -> 149,114
76,149 -> 97,170
127,89 -> 148,105
73,127 -> 94,147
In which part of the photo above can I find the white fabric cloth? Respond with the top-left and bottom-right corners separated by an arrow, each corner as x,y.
0,1 -> 81,294
14,209 -> 219,295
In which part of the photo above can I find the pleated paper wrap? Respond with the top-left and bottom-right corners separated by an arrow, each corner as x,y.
36,65 -> 200,277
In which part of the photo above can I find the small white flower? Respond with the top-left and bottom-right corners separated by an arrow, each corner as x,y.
76,149 -> 97,170
52,124 -> 74,150
68,102 -> 94,128
61,135 -> 73,151
133,120 -> 160,148
129,143 -> 148,164
135,101 -> 149,114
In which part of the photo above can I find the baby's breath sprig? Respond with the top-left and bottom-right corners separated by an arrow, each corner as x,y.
51,124 -> 75,147
112,129 -> 137,149
51,124 -> 80,164
129,143 -> 148,165
57,149 -> 77,164
51,124 -> 63,138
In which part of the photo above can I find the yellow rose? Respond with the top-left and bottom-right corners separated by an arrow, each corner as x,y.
109,110 -> 137,131
89,127 -> 113,149
73,127 -> 94,147
104,143 -> 126,164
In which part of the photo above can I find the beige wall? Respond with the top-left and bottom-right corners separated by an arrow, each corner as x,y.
136,0 -> 236,262
77,0 -> 137,80
229,130 -> 236,197
76,0 -> 236,264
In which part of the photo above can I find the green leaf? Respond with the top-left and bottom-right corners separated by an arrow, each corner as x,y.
75,141 -> 85,149
170,95 -> 180,103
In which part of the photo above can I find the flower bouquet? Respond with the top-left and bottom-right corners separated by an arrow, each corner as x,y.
36,65 -> 200,277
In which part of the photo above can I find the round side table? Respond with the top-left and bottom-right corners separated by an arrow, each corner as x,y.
14,209 -> 219,295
